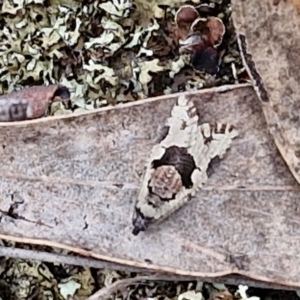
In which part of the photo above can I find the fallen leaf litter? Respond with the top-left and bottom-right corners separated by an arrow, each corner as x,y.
0,238 -> 269,300
0,0 -> 289,299
0,0 -> 245,119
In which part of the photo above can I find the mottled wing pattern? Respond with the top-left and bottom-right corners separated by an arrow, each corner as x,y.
132,95 -> 238,235
200,122 -> 239,160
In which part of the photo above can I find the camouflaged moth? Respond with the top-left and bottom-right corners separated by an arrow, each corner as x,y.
132,94 -> 238,235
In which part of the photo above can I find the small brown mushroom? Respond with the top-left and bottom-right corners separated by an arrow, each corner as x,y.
179,32 -> 220,75
191,17 -> 225,47
178,16 -> 225,75
175,5 -> 199,41
175,5 -> 225,75
0,85 -> 70,122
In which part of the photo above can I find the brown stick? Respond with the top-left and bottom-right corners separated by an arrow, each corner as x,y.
0,246 -> 144,272
0,246 -> 297,294
86,275 -> 168,300
86,274 -> 299,300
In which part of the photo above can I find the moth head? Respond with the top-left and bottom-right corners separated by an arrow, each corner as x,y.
132,208 -> 154,236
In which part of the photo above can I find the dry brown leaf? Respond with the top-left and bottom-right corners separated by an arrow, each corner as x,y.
0,86 -> 300,289
231,0 -> 300,185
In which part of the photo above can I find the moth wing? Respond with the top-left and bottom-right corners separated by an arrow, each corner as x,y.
162,97 -> 199,148
132,95 -> 202,234
132,96 -> 239,235
200,123 -> 239,159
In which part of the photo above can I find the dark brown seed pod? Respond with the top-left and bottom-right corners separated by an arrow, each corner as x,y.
0,85 -> 70,122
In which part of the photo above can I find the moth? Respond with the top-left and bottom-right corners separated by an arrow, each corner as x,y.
0,85 -> 70,122
132,95 -> 238,235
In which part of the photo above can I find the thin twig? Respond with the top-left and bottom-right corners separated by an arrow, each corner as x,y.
0,246 -> 298,293
86,275 -> 166,300
0,246 -> 145,272
86,272 -> 300,300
